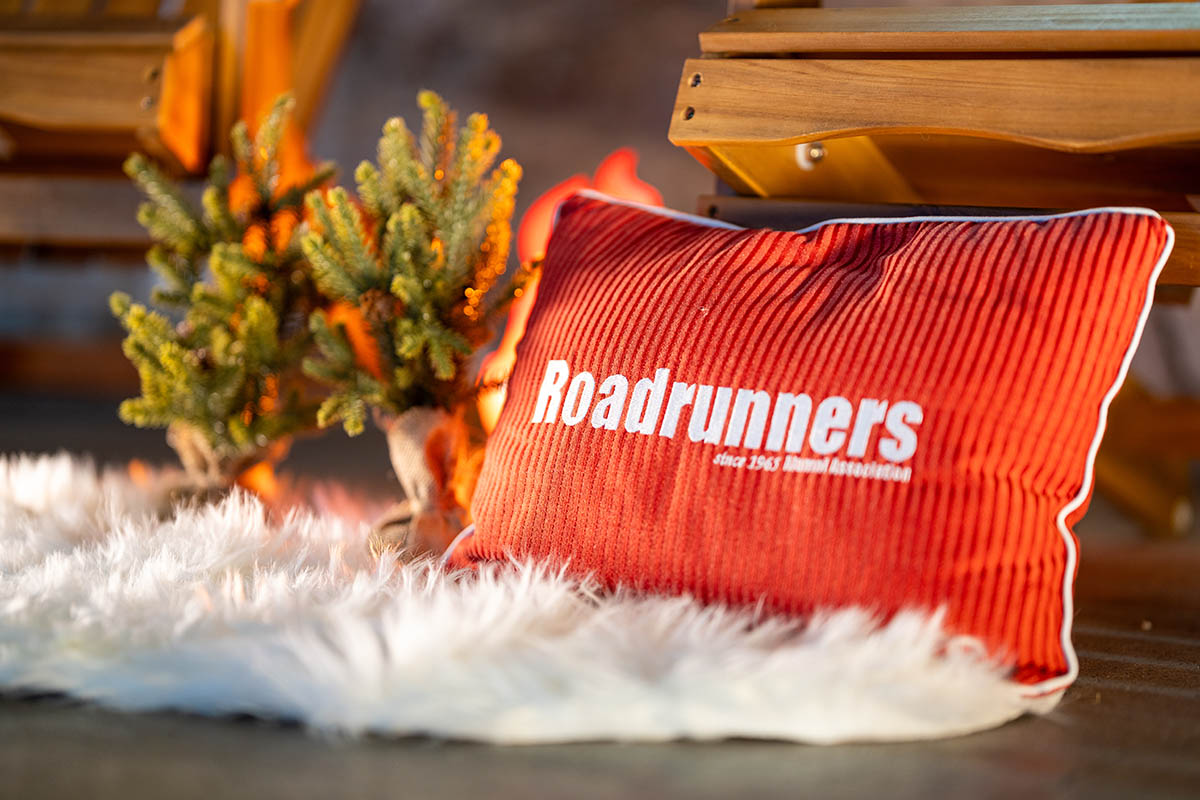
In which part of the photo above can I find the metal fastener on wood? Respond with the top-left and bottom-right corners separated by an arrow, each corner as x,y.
795,142 -> 826,170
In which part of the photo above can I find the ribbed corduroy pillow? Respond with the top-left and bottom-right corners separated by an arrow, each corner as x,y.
451,190 -> 1174,692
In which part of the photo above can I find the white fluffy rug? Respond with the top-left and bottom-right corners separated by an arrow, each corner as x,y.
0,452 -> 1053,744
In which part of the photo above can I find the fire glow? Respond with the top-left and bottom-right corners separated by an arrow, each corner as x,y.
477,148 -> 663,433
127,456 -> 390,525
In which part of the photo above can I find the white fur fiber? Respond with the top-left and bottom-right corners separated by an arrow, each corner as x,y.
0,452 -> 1054,744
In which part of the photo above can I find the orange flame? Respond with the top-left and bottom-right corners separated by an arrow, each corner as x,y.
236,460 -> 280,502
516,174 -> 590,266
425,409 -> 486,524
479,149 -> 661,433
127,458 -> 152,489
593,148 -> 663,206
235,436 -> 291,504
476,281 -> 538,433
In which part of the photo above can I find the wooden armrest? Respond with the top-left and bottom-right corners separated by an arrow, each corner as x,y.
0,15 -> 212,173
670,57 -> 1200,154
0,27 -> 174,132
670,53 -> 1200,209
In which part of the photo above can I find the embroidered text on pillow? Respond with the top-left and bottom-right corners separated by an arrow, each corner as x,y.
530,359 -> 923,469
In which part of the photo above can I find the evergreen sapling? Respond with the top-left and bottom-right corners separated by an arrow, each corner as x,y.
111,96 -> 334,487
301,90 -> 523,437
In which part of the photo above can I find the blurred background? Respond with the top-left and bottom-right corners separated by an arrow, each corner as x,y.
0,0 -> 723,486
0,0 -> 1194,535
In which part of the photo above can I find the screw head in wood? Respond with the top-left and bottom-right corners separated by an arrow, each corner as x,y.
683,106 -> 695,120
795,141 -> 825,170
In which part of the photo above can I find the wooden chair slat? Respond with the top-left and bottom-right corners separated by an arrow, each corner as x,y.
0,17 -> 180,32
153,14 -> 213,173
0,174 -> 150,247
209,0 -> 244,157
1163,211 -> 1200,286
692,135 -> 1200,210
181,0 -> 217,17
702,4 -> 1200,54
0,29 -> 170,131
29,0 -> 95,15
874,136 -> 1200,211
103,0 -> 164,17
0,25 -> 178,45
671,57 -> 1200,155
290,0 -> 360,132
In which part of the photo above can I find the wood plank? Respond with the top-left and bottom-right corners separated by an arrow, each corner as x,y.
155,14 -> 213,173
0,175 -> 151,247
1102,370 -> 1200,461
1163,212 -> 1200,286
699,138 -> 923,203
0,338 -> 138,396
104,0 -> 164,16
0,26 -> 177,46
726,0 -> 819,14
684,135 -> 1200,211
183,0 -> 218,15
0,30 -> 170,131
290,0 -> 359,132
1075,538 -> 1200,634
210,0 -> 245,157
875,136 -> 1200,211
29,0 -> 94,14
1094,447 -> 1193,539
702,4 -> 1200,54
671,57 -> 1200,155
0,118 -> 141,169
696,196 -> 1200,287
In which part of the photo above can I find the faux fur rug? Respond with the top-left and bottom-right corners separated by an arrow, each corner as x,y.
0,453 -> 1053,744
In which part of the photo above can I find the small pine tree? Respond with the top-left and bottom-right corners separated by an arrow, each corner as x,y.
301,90 -> 524,436
111,96 -> 335,484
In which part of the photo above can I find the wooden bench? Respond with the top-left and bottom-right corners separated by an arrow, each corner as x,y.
0,0 -> 359,249
669,2 -> 1200,537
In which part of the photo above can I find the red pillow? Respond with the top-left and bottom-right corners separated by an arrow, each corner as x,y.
451,191 -> 1173,693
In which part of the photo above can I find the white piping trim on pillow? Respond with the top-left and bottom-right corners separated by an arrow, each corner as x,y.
441,523 -> 476,567
571,188 -> 743,230
560,188 -> 1177,697
1038,217 -> 1173,697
